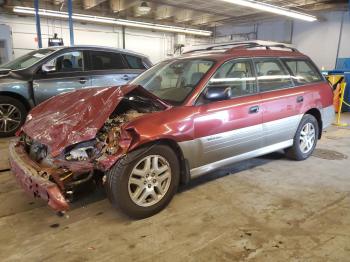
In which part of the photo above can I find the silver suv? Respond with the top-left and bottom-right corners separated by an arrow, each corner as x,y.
0,45 -> 152,137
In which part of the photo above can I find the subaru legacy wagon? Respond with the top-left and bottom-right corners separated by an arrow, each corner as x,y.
9,43 -> 334,218
0,45 -> 152,137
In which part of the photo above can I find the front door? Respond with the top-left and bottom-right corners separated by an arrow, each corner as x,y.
33,50 -> 91,104
192,59 -> 263,171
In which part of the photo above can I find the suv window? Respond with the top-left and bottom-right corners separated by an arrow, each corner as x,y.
90,51 -> 126,70
207,59 -> 257,98
124,54 -> 146,69
283,59 -> 322,85
131,59 -> 214,105
45,51 -> 83,73
254,59 -> 293,92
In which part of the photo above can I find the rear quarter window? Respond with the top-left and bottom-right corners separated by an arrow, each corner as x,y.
283,59 -> 323,85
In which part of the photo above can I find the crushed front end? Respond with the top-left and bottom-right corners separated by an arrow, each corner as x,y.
9,85 -> 166,212
9,139 -> 71,211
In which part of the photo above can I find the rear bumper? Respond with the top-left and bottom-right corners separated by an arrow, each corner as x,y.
9,140 -> 69,212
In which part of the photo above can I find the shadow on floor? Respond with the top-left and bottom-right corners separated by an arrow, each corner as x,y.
70,151 -> 286,210
179,151 -> 285,193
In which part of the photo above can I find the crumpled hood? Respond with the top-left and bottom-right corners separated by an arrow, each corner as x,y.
22,85 -> 155,157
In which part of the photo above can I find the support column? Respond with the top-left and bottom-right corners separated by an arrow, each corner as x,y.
34,0 -> 42,48
122,26 -> 126,49
68,0 -> 74,46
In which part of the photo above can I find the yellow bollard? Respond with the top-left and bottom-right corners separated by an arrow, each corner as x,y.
334,82 -> 349,127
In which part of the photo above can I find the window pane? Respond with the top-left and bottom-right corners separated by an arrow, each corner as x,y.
91,51 -> 125,70
0,49 -> 55,70
47,51 -> 83,73
131,59 -> 214,104
285,59 -> 322,84
124,54 -> 145,69
254,59 -> 293,92
207,60 -> 257,98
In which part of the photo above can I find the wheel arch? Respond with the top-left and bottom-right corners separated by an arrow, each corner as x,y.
0,91 -> 31,111
305,108 -> 322,139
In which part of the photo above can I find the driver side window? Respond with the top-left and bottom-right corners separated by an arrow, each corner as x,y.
206,59 -> 257,99
44,51 -> 83,73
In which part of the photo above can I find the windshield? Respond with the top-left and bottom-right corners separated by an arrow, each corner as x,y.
0,49 -> 56,70
131,59 -> 215,105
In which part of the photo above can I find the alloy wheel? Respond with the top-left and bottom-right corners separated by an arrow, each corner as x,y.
0,104 -> 22,133
128,155 -> 172,207
299,122 -> 316,154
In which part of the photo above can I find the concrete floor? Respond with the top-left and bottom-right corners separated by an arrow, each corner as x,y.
1,114 -> 350,262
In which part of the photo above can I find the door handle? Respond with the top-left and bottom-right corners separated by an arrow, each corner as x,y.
79,78 -> 87,84
249,105 -> 260,114
121,75 -> 130,81
297,96 -> 304,103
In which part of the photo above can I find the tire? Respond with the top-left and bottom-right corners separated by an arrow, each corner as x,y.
0,96 -> 27,138
285,114 -> 319,161
105,144 -> 180,219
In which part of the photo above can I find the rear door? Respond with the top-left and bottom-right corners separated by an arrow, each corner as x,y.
88,51 -> 142,87
192,59 -> 263,170
254,58 -> 301,147
32,50 -> 91,104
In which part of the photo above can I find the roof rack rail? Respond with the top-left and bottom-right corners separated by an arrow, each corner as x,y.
183,42 -> 298,54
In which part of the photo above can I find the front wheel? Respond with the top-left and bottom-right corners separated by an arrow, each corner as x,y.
285,114 -> 319,161
0,96 -> 27,138
106,144 -> 180,219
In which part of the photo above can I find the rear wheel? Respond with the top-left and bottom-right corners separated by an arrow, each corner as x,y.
0,96 -> 27,137
106,144 -> 180,219
285,114 -> 319,161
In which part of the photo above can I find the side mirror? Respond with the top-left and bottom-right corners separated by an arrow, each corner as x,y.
204,86 -> 231,101
41,63 -> 56,73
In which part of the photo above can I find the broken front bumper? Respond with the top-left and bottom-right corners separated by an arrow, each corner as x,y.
9,140 -> 69,212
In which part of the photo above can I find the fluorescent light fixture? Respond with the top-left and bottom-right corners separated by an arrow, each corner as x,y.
219,0 -> 317,22
13,6 -> 212,36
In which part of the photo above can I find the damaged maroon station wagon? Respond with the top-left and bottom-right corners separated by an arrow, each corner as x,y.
9,43 -> 335,218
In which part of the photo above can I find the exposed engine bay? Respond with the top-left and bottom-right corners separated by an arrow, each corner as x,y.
64,92 -> 161,162
20,91 -> 163,202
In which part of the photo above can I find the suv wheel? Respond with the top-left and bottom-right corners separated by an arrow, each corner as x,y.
285,114 -> 319,161
0,96 -> 27,138
106,144 -> 180,219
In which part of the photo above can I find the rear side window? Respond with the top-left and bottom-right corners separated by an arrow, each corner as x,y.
90,51 -> 126,70
207,59 -> 257,98
254,59 -> 293,92
124,54 -> 146,69
283,59 -> 322,85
